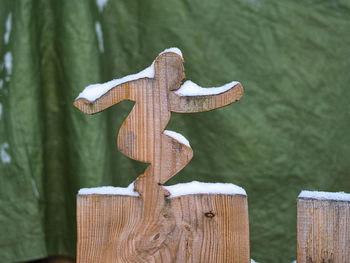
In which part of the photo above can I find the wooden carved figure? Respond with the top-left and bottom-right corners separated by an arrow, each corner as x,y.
74,48 -> 249,263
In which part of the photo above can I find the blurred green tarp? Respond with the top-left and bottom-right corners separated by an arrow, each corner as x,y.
0,0 -> 350,262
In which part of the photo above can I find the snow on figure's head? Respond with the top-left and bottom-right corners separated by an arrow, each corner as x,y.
154,50 -> 185,91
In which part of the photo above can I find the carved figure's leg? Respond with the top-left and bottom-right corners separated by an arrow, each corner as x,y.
133,133 -> 193,197
158,133 -> 193,185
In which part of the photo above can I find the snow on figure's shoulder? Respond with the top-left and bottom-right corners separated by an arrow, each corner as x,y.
164,181 -> 246,198
299,190 -> 350,202
78,182 -> 139,196
75,47 -> 183,103
174,80 -> 240,97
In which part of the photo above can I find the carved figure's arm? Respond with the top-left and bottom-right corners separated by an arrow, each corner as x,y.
73,79 -> 143,114
169,81 -> 243,113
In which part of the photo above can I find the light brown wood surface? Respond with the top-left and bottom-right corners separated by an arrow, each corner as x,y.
77,193 -> 249,263
297,197 -> 350,263
74,51 -> 246,262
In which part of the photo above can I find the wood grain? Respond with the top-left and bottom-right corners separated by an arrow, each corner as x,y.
74,51 -> 247,262
297,197 -> 350,263
77,193 -> 250,263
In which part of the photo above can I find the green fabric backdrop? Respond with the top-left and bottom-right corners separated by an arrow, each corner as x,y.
1,0 -> 350,262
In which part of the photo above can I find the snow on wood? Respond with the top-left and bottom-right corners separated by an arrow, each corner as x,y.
164,130 -> 190,147
4,13 -> 12,44
299,190 -> 350,202
78,181 -> 247,197
75,47 -> 183,102
164,181 -> 247,198
174,80 -> 240,97
157,47 -> 183,58
78,182 -> 138,196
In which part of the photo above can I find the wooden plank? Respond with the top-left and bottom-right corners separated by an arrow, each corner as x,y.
297,191 -> 350,263
77,193 -> 250,263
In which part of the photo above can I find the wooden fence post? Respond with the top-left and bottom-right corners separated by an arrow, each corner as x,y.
297,190 -> 350,263
77,187 -> 250,262
74,48 -> 248,262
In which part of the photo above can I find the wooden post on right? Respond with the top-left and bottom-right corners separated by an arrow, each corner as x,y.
297,190 -> 350,263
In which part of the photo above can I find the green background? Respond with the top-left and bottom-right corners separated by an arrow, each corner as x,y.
1,0 -> 350,262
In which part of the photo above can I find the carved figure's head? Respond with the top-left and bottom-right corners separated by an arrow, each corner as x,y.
154,52 -> 185,91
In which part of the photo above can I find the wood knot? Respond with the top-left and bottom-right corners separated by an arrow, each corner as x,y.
162,213 -> 170,219
153,233 -> 160,240
204,211 -> 215,218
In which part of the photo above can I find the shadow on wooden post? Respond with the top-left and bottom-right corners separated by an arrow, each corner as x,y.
297,191 -> 350,263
